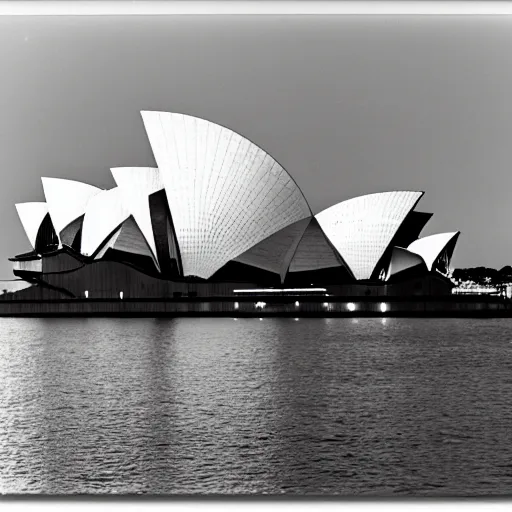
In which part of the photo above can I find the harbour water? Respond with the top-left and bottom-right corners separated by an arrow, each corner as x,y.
1,317 -> 512,495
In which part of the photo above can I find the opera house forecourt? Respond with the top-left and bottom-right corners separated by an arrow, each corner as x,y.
1,112 -> 507,316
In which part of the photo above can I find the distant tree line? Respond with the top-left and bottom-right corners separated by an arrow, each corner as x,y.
453,266 -> 512,285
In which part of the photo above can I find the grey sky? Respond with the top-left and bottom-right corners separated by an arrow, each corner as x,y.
0,15 -> 511,279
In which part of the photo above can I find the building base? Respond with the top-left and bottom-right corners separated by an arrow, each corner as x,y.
0,295 -> 508,318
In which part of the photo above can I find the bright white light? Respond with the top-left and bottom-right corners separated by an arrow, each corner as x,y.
347,302 -> 356,312
259,318 -> 263,321
234,302 -> 239,309
380,302 -> 387,313
84,290 -> 88,299
294,318 -> 299,321
119,291 -> 124,300
255,301 -> 266,309
452,286 -> 498,295
234,288 -> 327,294
295,301 -> 300,307
323,302 -> 329,307
1,2 -> 512,16
12,259 -> 42,273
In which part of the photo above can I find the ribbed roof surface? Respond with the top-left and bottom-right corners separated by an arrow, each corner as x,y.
316,191 -> 424,280
141,111 -> 312,279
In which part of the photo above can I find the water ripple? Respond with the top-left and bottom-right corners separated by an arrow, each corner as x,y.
1,317 -> 512,495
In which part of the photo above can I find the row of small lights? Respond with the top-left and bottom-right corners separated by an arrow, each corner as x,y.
234,301 -> 388,312
235,319 -> 388,325
82,293 -> 388,311
84,291 -> 124,299
452,287 -> 499,295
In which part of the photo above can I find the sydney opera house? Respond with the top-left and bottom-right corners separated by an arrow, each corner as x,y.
8,112 -> 460,303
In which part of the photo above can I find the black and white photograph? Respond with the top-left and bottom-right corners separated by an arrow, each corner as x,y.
2,0 -> 512,500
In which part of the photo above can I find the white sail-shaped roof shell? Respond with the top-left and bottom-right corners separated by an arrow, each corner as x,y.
408,232 -> 460,271
15,202 -> 50,249
316,191 -> 424,280
41,177 -> 102,236
81,188 -> 130,257
385,246 -> 427,281
233,217 -> 310,283
288,218 -> 344,273
94,227 -> 121,260
141,111 -> 312,279
94,216 -> 159,269
111,167 -> 164,266
60,216 -> 83,249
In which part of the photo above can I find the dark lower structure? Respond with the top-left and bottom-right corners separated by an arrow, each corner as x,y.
0,294 -> 509,318
4,248 -> 508,317
9,246 -> 455,301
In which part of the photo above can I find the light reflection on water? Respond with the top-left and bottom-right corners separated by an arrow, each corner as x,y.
1,317 -> 512,495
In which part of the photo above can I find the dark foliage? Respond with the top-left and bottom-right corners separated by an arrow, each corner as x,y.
453,266 -> 512,285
